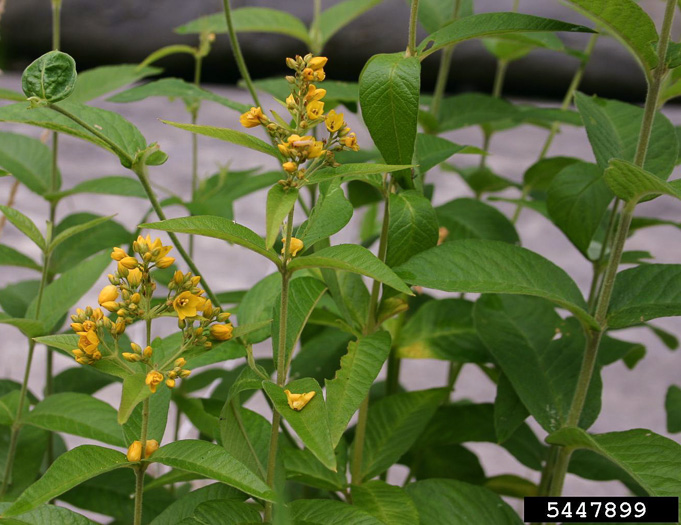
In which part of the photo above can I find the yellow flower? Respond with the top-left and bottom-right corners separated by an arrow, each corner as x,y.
175,357 -> 186,368
127,268 -> 143,287
156,256 -> 175,269
302,68 -> 314,81
98,285 -> 118,305
305,85 -> 326,103
145,371 -> 164,393
127,441 -> 142,462
278,143 -> 291,157
210,323 -> 234,341
111,247 -> 127,261
307,141 -> 324,159
343,133 -> 359,151
281,237 -> 304,257
70,322 -> 84,332
173,291 -> 206,320
306,100 -> 324,120
240,106 -> 265,128
166,378 -> 176,388
145,439 -> 159,457
315,69 -> 326,82
202,300 -> 213,317
283,161 -> 298,173
284,389 -> 316,411
325,110 -> 344,133
100,301 -> 118,312
143,346 -> 153,359
122,352 -> 140,362
308,56 -> 328,70
77,330 -> 99,356
286,93 -> 296,109
119,256 -> 139,270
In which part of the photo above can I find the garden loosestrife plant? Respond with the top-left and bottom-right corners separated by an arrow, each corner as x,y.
2,0 -> 681,523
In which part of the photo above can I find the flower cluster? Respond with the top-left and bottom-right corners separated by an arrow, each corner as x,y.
238,54 -> 359,187
70,307 -> 108,365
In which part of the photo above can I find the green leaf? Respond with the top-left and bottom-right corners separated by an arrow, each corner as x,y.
415,133 -> 482,173
361,388 -> 447,480
186,499 -> 262,524
52,366 -> 117,396
418,12 -> 594,58
0,102 -> 150,169
475,296 -> 601,432
0,87 -> 26,102
359,53 -> 420,189
49,176 -> 147,200
118,373 -> 152,425
406,444 -> 485,484
219,404 -> 270,479
284,441 -> 348,491
123,382 -> 171,445
547,427 -> 681,504
308,163 -> 412,184
406,479 -> 524,525
22,51 -> 77,103
0,315 -> 45,338
0,280 -> 39,318
109,77 -> 249,113
289,244 -> 413,295
0,131 -> 58,195
416,0 -> 474,34
432,93 -> 518,133
0,245 -> 40,271
175,7 -> 310,45
0,205 -> 46,251
297,180 -> 353,248
161,120 -> 279,158
48,215 -> 114,253
326,331 -> 391,447
0,503 -> 95,524
386,190 -> 439,267
290,499 -> 383,525
608,264 -> 681,328
1,445 -> 130,518
23,393 -> 124,447
319,0 -> 383,44
665,386 -> 681,433
266,185 -> 298,250
394,299 -> 488,362
394,239 -> 594,327
69,64 -> 161,103
604,159 -> 681,205
436,198 -> 519,243
575,93 -> 678,179
272,277 -> 327,364
263,378 -> 336,471
148,483 -> 245,525
352,480 -> 420,525
546,161 -> 613,259
236,273 -> 280,344
140,215 -> 280,265
564,0 -> 658,76
25,252 -> 110,333
151,440 -> 275,500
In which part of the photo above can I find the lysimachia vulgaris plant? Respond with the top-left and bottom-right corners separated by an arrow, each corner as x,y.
0,0 -> 681,524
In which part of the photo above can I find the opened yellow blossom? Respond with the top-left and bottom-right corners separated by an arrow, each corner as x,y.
210,323 -> 234,341
325,110 -> 344,133
240,106 -> 265,128
281,237 -> 304,257
284,390 -> 316,411
145,371 -> 164,393
306,100 -> 324,120
307,141 -> 324,159
305,85 -> 326,103
343,133 -> 360,151
173,291 -> 206,320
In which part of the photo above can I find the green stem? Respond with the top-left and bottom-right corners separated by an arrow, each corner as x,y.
189,53 -> 203,258
479,59 -> 508,168
430,0 -> 462,119
351,178 -> 392,485
222,0 -> 261,108
134,317 -> 153,525
51,0 -> 61,51
264,207 -> 295,522
310,0 -> 323,55
542,0 -> 676,502
406,0 -> 420,57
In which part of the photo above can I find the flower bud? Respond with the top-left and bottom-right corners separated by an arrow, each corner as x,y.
131,293 -> 141,304
283,161 -> 297,173
101,301 -> 119,312
111,247 -> 127,261
174,357 -> 186,368
131,343 -> 142,354
210,323 -> 234,341
165,378 -> 176,389
143,346 -> 153,359
70,322 -> 84,332
120,257 -> 139,269
122,352 -> 140,362
145,439 -> 159,457
156,256 -> 175,269
217,312 -> 231,322
127,441 -> 142,462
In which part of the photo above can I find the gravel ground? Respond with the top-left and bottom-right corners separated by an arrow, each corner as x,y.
0,72 -> 679,517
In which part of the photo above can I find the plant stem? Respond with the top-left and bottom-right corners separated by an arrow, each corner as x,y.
310,0 -> 323,55
51,0 -> 61,51
0,179 -> 20,239
542,0 -> 676,503
479,59 -> 508,168
351,179 -> 392,486
430,0 -> 462,119
133,317 -> 153,525
222,0 -> 260,108
406,0 -> 420,57
264,207 -> 295,522
188,53 -> 203,258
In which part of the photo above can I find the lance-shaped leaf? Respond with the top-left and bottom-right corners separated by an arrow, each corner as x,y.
576,93 -> 678,179
604,159 -> 681,205
406,479 -> 524,525
48,215 -> 114,253
150,440 -> 276,501
297,181 -> 353,248
289,244 -> 412,295
290,499 -> 383,525
418,13 -> 594,58
140,216 -> 280,265
272,277 -> 327,364
266,185 -> 298,250
319,0 -> 383,44
109,77 -> 249,113
264,378 -> 336,471
361,388 -> 448,481
326,331 -> 391,447
187,500 -> 262,524
394,239 -> 595,328
148,483 -> 245,525
608,264 -> 681,328
352,480 -> 420,525
547,427 -> 681,505
161,120 -> 279,158
0,245 -> 40,271
436,198 -> 519,244
1,445 -> 130,518
0,205 -> 46,251
69,64 -> 161,103
0,503 -> 95,524
25,252 -> 110,333
415,133 -> 482,173
307,163 -> 412,184
23,393 -> 125,447
49,176 -> 147,200
0,132 -> 58,195
386,190 -> 439,267
359,53 -> 420,189
118,372 -> 153,425
564,0 -> 658,77
122,383 -> 171,446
